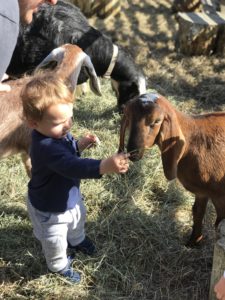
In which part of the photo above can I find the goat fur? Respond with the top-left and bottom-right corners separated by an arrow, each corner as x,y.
7,0 -> 146,108
119,93 -> 225,246
0,44 -> 101,176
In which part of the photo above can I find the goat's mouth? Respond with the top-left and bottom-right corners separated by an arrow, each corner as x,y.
128,149 -> 143,161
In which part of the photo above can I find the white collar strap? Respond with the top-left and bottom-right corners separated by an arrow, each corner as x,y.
103,44 -> 119,79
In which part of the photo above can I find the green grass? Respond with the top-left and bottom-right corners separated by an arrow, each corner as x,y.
0,79 -> 216,299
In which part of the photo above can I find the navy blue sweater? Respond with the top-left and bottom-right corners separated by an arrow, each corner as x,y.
28,130 -> 102,213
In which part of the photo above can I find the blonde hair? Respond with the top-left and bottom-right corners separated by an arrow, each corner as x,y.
21,75 -> 73,121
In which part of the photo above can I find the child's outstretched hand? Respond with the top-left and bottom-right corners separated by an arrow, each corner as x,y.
100,152 -> 130,175
214,275 -> 225,300
0,73 -> 11,92
78,134 -> 100,152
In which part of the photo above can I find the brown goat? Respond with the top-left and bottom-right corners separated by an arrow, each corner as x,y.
119,93 -> 225,246
0,44 -> 101,177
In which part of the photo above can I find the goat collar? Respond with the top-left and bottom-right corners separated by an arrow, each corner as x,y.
103,44 -> 119,79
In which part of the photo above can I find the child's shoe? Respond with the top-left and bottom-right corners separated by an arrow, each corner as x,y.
68,236 -> 96,255
59,266 -> 81,284
54,256 -> 81,284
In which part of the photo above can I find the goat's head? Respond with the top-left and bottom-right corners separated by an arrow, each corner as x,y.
119,93 -> 186,180
36,44 -> 102,96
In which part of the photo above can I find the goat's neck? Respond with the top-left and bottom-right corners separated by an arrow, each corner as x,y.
87,37 -> 143,83
158,97 -> 202,155
85,35 -> 115,76
176,110 -> 196,143
110,47 -> 141,82
175,106 -> 225,156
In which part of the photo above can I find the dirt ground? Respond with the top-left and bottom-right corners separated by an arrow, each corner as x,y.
91,0 -> 225,114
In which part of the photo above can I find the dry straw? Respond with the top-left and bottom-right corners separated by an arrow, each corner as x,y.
0,79 -> 216,300
1,0 -> 225,297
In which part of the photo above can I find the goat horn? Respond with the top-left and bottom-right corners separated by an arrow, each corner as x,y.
118,113 -> 128,153
36,47 -> 65,70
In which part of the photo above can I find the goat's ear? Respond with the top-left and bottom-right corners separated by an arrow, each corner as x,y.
158,112 -> 185,180
36,47 -> 65,71
83,56 -> 102,96
26,119 -> 38,129
118,112 -> 128,153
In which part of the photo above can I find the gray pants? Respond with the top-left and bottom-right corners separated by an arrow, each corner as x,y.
27,197 -> 86,272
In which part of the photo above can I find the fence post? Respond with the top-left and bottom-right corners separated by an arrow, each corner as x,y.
209,220 -> 225,300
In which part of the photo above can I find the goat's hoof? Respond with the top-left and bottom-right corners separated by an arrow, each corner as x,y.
185,234 -> 204,248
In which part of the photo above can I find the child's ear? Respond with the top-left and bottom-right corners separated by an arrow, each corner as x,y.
26,119 -> 38,129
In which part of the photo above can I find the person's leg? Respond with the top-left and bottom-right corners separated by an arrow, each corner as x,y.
27,199 -> 80,282
27,199 -> 68,271
67,198 -> 86,246
67,198 -> 96,255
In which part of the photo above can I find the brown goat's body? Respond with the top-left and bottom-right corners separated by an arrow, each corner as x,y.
120,94 -> 225,246
0,78 -> 32,175
176,111 -> 225,197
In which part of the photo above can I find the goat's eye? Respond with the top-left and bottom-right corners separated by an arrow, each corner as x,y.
149,123 -> 155,133
154,118 -> 161,125
149,118 -> 161,132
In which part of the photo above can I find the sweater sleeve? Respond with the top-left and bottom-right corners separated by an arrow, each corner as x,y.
43,139 -> 102,180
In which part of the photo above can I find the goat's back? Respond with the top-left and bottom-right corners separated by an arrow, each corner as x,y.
0,78 -> 31,157
0,78 -> 28,113
177,112 -> 225,198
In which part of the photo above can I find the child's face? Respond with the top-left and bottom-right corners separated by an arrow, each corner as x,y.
33,103 -> 73,139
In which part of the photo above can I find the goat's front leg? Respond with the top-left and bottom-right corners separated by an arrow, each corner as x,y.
21,153 -> 32,178
186,196 -> 208,247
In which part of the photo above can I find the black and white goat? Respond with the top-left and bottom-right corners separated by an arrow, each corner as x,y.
7,0 -> 146,109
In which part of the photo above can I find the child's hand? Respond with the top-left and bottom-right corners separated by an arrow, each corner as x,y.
78,134 -> 100,152
0,73 -> 11,92
100,153 -> 130,175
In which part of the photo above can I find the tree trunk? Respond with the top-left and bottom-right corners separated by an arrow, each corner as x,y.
175,11 -> 225,55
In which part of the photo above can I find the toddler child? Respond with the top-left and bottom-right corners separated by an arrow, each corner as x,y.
21,74 -> 129,283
